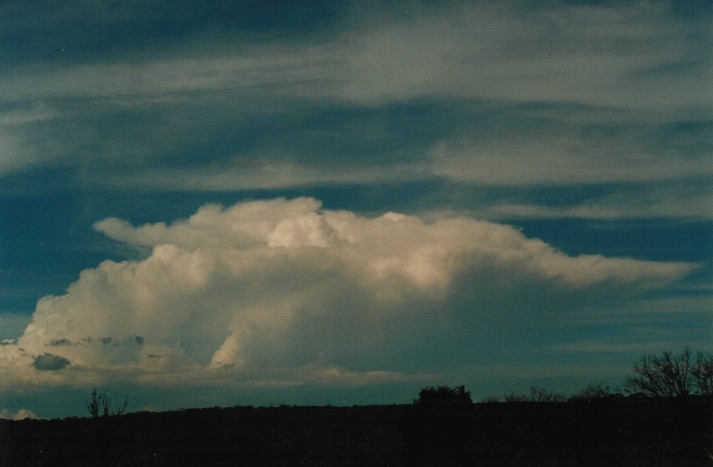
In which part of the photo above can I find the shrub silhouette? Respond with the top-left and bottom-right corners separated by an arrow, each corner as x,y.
528,385 -> 565,402
569,383 -> 621,401
502,386 -> 565,402
413,385 -> 473,406
407,385 -> 476,465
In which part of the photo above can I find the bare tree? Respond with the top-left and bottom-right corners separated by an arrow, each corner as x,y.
87,387 -> 101,418
693,351 -> 713,396
625,348 -> 696,397
503,391 -> 528,402
527,386 -> 565,402
87,387 -> 128,418
503,386 -> 564,402
479,395 -> 502,403
570,383 -> 618,400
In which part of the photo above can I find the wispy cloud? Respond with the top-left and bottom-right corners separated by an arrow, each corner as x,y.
100,159 -> 430,192
0,51 -> 335,104
337,1 -> 711,111
1,1 -> 708,183
3,2 -> 707,110
484,184 -> 713,220
430,134 -> 712,186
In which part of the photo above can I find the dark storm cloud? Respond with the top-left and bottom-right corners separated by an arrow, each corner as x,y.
33,353 -> 71,371
48,338 -> 72,346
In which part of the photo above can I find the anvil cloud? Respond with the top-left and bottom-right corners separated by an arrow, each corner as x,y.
1,199 -> 693,392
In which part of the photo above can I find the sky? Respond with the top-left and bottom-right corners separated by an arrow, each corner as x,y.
0,0 -> 711,419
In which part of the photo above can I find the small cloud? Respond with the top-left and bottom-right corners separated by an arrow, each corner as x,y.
0,338 -> 17,346
48,338 -> 72,346
308,366 -> 408,386
33,353 -> 71,371
0,408 -> 39,420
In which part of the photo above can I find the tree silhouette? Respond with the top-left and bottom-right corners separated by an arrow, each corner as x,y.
527,385 -> 565,402
570,383 -> 620,401
693,351 -> 713,396
626,347 -> 697,397
502,386 -> 565,402
87,387 -> 128,418
413,385 -> 473,406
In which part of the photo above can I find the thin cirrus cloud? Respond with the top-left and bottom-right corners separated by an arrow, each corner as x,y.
485,188 -> 713,220
1,2 -> 705,111
430,133 -> 713,186
0,1 -> 709,185
100,159 -> 430,192
336,1 -> 710,111
0,198 -> 694,391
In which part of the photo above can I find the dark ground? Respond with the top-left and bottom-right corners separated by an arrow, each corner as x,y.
1,396 -> 711,466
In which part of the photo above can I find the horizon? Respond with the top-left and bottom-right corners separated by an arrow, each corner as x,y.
0,0 -> 711,419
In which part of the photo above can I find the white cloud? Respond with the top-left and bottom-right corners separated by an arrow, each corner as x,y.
430,136 -> 713,186
0,408 -> 39,420
337,2 -> 711,112
483,186 -> 713,220
305,365 -> 410,387
0,198 -> 694,391
0,1 -> 708,196
1,2 -> 706,112
0,51 -> 331,104
98,159 -> 429,192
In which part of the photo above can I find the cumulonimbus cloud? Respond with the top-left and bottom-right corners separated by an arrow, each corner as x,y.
0,198 -> 695,389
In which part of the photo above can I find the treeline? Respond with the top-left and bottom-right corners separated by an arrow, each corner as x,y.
405,394 -> 712,466
2,397 -> 710,466
416,347 -> 713,406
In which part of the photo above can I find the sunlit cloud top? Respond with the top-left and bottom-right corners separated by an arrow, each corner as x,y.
0,199 -> 695,392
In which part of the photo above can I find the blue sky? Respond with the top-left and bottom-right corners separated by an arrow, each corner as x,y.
0,0 -> 711,419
